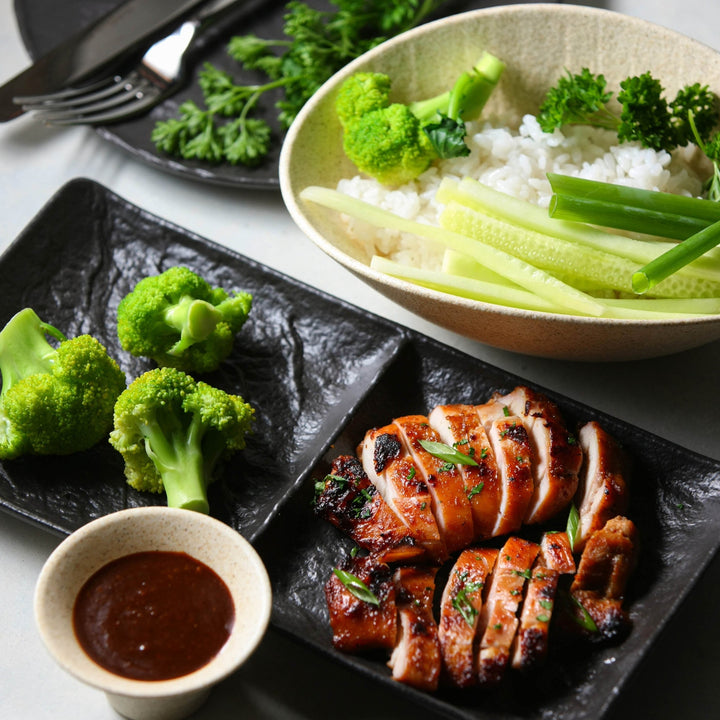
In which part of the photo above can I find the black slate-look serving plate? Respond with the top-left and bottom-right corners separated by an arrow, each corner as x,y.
2,179 -> 720,719
12,0 -> 555,188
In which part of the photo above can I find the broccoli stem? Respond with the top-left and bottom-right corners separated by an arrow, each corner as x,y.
164,296 -> 222,356
408,51 -> 505,124
142,416 -> 210,514
0,308 -> 66,394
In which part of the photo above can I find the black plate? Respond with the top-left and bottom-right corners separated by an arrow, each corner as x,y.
2,179 -> 720,719
12,0 -> 555,189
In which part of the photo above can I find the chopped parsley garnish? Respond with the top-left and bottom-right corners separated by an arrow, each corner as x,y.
467,481 -> 484,500
452,580 -> 484,627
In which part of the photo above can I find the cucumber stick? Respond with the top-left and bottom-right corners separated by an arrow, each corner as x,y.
440,201 -> 720,299
437,177 -> 720,281
301,185 -> 605,315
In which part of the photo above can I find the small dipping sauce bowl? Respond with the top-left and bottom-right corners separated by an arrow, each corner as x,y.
34,507 -> 272,720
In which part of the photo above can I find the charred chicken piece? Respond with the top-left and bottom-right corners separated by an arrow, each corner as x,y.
314,455 -> 427,563
428,404 -> 502,541
325,555 -> 397,653
538,531 -> 576,575
511,565 -> 559,671
570,516 -> 639,641
388,566 -> 442,691
438,547 -> 499,687
359,424 -> 446,561
492,386 -> 582,525
476,537 -> 540,685
393,414 -> 475,553
487,415 -> 535,537
574,422 -> 630,553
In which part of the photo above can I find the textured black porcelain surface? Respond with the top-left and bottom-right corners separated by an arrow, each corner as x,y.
2,179 -> 719,719
12,0 -> 552,188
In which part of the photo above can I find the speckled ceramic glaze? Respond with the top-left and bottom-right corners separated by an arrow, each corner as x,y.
280,3 -> 720,361
34,507 -> 272,720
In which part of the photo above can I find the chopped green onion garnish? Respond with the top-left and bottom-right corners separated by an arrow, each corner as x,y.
332,568 -> 379,606
566,503 -> 580,552
419,439 -> 479,466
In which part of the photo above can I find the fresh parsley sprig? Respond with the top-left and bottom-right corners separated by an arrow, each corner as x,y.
152,0 -> 450,166
538,67 -> 719,153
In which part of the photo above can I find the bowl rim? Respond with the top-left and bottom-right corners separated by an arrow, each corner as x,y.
279,2 -> 720,329
34,506 -> 272,699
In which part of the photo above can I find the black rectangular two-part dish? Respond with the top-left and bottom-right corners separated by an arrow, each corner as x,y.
1,179 -> 719,719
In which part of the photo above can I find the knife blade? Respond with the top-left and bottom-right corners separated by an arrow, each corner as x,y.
0,0 -> 212,122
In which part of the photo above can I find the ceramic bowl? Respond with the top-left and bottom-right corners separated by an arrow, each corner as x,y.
279,3 -> 720,361
34,507 -> 272,720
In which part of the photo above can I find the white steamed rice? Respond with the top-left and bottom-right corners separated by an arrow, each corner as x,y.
336,114 -> 707,269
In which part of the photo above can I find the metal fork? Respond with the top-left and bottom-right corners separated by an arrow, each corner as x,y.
13,0 -> 252,125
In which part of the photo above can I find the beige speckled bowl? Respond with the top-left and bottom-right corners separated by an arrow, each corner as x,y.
280,3 -> 720,361
34,507 -> 272,720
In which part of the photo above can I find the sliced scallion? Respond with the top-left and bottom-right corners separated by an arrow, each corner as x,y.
418,439 -> 479,466
632,220 -> 720,293
332,568 -> 379,606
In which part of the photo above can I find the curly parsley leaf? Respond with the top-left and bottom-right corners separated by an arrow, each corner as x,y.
152,0 -> 450,167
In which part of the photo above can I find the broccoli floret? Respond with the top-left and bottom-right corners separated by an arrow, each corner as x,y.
109,366 -> 255,514
337,51 -> 505,186
0,308 -> 126,459
116,266 -> 252,374
335,72 -> 392,130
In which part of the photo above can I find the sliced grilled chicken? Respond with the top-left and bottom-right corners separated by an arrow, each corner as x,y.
324,555 -> 397,653
492,386 -> 582,525
388,566 -> 442,691
428,404 -> 502,541
438,548 -> 499,687
476,537 -> 540,685
393,414 -> 475,553
510,565 -> 559,671
570,516 -> 638,641
359,424 -> 446,561
538,531 -> 576,574
487,415 -> 535,536
314,455 -> 427,563
574,422 -> 630,553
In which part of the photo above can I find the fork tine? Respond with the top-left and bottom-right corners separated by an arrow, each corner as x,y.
34,88 -> 164,126
17,77 -> 139,112
12,75 -> 121,105
28,79 -> 156,121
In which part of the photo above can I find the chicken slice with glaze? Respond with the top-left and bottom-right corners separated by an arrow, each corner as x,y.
388,566 -> 442,691
570,515 -> 638,641
393,414 -> 475,554
314,455 -> 427,563
476,537 -> 540,685
428,404 -> 502,541
324,555 -> 397,653
492,386 -> 582,525
510,565 -> 559,671
359,423 -> 446,561
438,547 -> 498,687
574,421 -> 630,553
486,415 -> 535,537
538,531 -> 576,575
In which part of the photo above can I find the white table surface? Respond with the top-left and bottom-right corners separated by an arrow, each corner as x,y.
1,1 -> 720,718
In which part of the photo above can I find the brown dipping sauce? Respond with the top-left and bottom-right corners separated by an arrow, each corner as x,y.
73,551 -> 235,681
